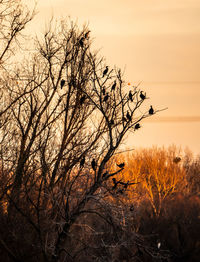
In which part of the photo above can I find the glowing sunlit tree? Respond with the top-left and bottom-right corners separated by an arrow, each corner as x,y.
125,146 -> 187,216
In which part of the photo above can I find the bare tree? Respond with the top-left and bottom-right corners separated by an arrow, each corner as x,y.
0,0 -> 35,64
0,15 -> 160,261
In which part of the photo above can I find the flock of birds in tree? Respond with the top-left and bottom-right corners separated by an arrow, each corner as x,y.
59,33 -> 155,196
59,65 -> 154,119
77,151 -> 181,195
100,66 -> 155,116
58,31 -> 155,117
60,32 -> 154,188
79,156 -> 136,193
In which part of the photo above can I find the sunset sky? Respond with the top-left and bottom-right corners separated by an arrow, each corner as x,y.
26,0 -> 200,155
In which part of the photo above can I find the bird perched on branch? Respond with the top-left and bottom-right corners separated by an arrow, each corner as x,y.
103,93 -> 109,102
140,91 -> 146,100
122,116 -> 127,122
91,158 -> 96,171
80,95 -> 86,105
102,66 -> 108,77
79,37 -> 85,48
85,30 -> 90,39
129,90 -> 133,102
111,80 -> 116,91
110,119 -> 114,125
173,157 -> 181,163
112,178 -> 118,189
134,123 -> 141,130
112,178 -> 125,190
126,111 -> 132,121
80,156 -> 85,168
102,87 -> 105,95
60,79 -> 65,89
117,162 -> 125,169
149,105 -> 154,115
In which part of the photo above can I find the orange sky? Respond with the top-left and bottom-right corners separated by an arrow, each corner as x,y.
25,0 -> 200,155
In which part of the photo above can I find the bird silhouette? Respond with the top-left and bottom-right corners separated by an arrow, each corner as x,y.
79,37 -> 84,47
117,162 -> 125,169
149,105 -> 154,115
80,156 -> 85,168
91,158 -> 96,171
80,95 -> 86,105
122,116 -> 127,122
60,79 -> 65,89
110,119 -> 114,125
126,111 -> 132,121
140,91 -> 146,100
111,81 -> 116,91
135,123 -> 141,130
112,178 -> 117,184
102,87 -> 105,95
102,66 -> 108,77
103,93 -> 109,102
85,31 -> 90,39
112,178 -> 124,190
112,178 -> 118,189
129,90 -> 133,102
173,157 -> 181,163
